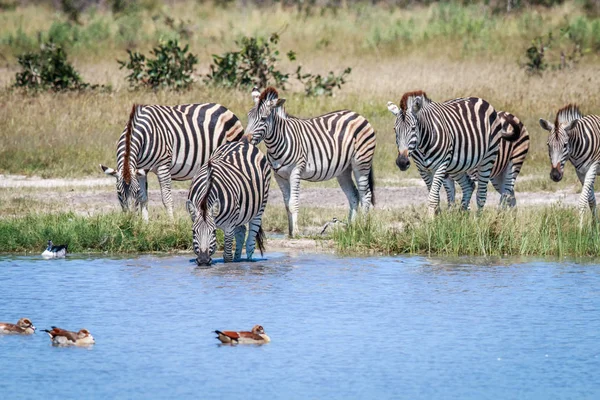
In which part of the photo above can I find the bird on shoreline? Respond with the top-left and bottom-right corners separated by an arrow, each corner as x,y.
215,325 -> 270,344
42,327 -> 95,346
42,240 -> 68,258
320,217 -> 348,235
0,318 -> 36,334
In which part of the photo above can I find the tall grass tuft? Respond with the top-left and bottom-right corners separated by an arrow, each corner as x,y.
333,206 -> 600,257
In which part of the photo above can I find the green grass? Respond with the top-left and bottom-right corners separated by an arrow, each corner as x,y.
333,206 -> 600,257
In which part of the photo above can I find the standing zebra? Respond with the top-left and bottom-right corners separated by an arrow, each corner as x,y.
100,103 -> 244,221
386,91 -> 519,214
246,87 -> 376,237
186,140 -> 271,266
539,104 -> 600,226
426,111 -> 530,208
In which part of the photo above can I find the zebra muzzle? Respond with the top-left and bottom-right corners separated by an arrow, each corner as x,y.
550,167 -> 563,182
396,153 -> 411,171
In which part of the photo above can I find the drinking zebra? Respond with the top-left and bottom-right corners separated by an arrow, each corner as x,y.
100,103 -> 244,221
539,104 -> 600,226
186,140 -> 271,266
246,87 -> 376,237
386,91 -> 520,214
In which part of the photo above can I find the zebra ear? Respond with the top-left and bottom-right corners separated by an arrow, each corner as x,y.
210,201 -> 220,217
387,102 -> 400,116
275,98 -> 286,108
411,97 -> 423,114
186,200 -> 198,222
539,119 -> 553,132
564,119 -> 578,132
100,164 -> 118,177
252,87 -> 260,104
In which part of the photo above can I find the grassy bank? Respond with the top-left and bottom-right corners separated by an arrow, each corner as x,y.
2,205 -> 600,257
333,206 -> 600,257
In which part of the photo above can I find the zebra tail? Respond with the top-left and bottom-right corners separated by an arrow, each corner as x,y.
500,114 -> 522,142
255,226 -> 266,256
199,162 -> 213,218
122,104 -> 137,185
368,168 -> 376,206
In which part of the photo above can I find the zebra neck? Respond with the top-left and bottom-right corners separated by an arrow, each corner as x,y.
265,113 -> 289,145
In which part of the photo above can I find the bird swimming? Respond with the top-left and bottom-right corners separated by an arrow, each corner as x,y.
42,326 -> 95,346
215,324 -> 271,344
0,318 -> 36,334
42,240 -> 68,258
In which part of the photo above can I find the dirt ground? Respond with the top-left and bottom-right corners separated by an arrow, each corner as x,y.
0,174 -> 582,213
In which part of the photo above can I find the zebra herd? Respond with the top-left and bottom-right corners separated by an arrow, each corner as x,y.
101,87 -> 600,265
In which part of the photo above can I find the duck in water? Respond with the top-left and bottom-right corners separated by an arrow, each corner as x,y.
215,325 -> 271,344
42,327 -> 95,346
0,318 -> 36,334
42,240 -> 68,258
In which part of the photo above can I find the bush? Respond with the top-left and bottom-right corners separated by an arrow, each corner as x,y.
296,66 -> 352,96
205,32 -> 295,89
118,39 -> 198,90
14,42 -> 95,91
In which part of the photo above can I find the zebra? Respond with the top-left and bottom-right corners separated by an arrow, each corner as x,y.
246,87 -> 376,237
386,91 -> 520,215
186,140 -> 272,266
100,103 -> 244,221
423,111 -> 529,208
539,104 -> 600,226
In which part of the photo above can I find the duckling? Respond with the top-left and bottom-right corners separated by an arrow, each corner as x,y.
215,324 -> 270,344
0,318 -> 36,334
41,240 -> 68,258
42,327 -> 95,346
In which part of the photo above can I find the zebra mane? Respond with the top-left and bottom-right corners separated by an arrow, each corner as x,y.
199,161 -> 214,220
122,104 -> 138,185
259,87 -> 279,102
399,90 -> 430,113
555,104 -> 582,128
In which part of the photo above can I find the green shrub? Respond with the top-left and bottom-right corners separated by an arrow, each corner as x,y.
14,42 -> 95,91
296,66 -> 352,96
206,32 -> 295,89
118,39 -> 198,90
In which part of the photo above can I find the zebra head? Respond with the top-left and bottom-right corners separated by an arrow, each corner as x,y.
387,92 -> 427,171
246,87 -> 286,145
186,192 -> 219,266
100,165 -> 145,212
539,104 -> 581,182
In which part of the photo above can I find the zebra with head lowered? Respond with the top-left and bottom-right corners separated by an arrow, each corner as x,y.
386,91 -> 520,215
100,103 -> 244,221
246,87 -> 376,237
540,104 -> 600,226
186,140 -> 271,266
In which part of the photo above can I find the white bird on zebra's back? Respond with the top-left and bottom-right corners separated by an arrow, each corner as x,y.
215,325 -> 271,344
41,240 -> 68,258
42,327 -> 95,346
0,318 -> 36,334
320,217 -> 348,235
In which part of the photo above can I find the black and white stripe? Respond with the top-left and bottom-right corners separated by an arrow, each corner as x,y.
540,104 -> 600,225
100,103 -> 244,220
186,140 -> 272,266
387,91 -> 519,214
246,87 -> 376,237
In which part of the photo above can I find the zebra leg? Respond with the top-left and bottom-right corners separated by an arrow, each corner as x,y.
156,165 -> 174,220
577,165 -> 598,227
274,174 -> 294,237
233,225 -> 247,262
288,170 -> 302,237
455,174 -> 475,210
246,216 -> 263,260
223,229 -> 235,263
352,166 -> 372,212
443,177 -> 456,207
338,169 -> 359,221
475,170 -> 493,212
428,166 -> 448,216
138,172 -> 149,222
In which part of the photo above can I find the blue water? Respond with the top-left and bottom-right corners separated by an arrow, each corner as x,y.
1,253 -> 599,399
